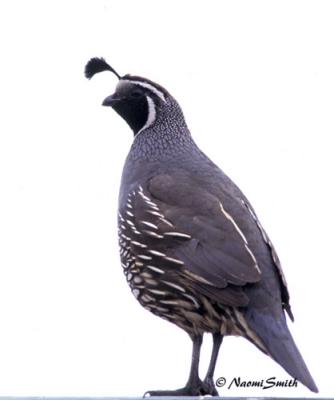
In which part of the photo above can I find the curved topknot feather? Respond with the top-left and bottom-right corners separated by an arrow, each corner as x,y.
84,57 -> 122,80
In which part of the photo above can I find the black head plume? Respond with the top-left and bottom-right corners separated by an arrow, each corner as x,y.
84,57 -> 122,80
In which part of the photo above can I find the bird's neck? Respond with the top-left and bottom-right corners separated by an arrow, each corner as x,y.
129,103 -> 198,161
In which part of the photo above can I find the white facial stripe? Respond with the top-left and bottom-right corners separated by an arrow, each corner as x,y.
137,96 -> 156,136
121,79 -> 166,102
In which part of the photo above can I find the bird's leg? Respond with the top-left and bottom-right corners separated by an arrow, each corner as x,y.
144,334 -> 203,397
184,333 -> 203,389
202,332 -> 224,396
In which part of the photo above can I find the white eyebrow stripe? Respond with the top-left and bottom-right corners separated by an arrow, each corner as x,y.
121,79 -> 166,102
136,96 -> 156,136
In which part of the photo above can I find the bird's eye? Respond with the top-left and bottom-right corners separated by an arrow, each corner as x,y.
131,90 -> 142,98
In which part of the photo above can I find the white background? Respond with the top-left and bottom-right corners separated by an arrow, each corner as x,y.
0,0 -> 333,397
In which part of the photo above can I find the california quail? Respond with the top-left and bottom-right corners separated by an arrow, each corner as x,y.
85,57 -> 318,396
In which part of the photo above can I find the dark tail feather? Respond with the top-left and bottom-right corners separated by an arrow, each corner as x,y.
245,309 -> 318,393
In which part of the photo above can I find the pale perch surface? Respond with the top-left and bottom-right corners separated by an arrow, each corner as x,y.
0,397 -> 332,400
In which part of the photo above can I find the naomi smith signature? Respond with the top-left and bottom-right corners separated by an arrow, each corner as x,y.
216,376 -> 298,390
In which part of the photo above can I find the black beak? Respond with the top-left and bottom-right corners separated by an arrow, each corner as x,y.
102,94 -> 122,107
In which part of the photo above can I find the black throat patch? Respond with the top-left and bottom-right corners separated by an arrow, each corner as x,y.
112,96 -> 149,135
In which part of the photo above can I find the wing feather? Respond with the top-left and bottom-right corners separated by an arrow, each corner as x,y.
145,174 -> 262,299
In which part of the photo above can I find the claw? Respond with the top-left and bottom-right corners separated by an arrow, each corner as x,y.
144,380 -> 219,397
202,377 -> 219,396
